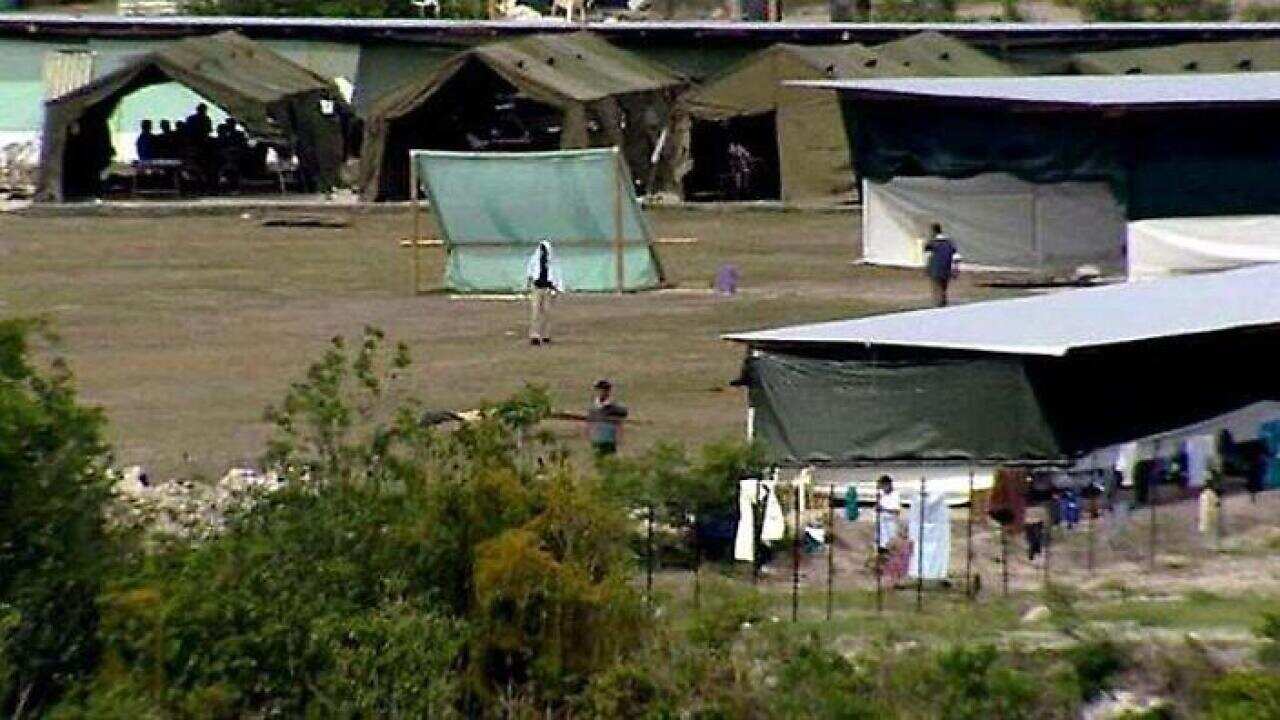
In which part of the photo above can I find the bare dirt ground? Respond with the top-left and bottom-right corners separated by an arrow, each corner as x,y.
0,206 -> 1018,478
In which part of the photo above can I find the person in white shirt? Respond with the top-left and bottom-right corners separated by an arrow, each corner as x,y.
875,475 -> 901,551
524,240 -> 563,346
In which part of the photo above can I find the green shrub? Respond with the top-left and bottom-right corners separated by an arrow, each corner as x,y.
1205,670 -> 1280,720
1077,0 -> 1230,20
1068,638 -> 1128,701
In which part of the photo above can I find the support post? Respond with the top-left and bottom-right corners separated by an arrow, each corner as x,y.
693,513 -> 701,611
874,486 -> 883,613
1001,525 -> 1009,597
1043,499 -> 1052,589
792,484 -> 801,622
753,480 -> 764,585
826,483 -> 835,621
965,467 -> 974,600
646,503 -> 655,606
410,153 -> 421,295
1087,492 -> 1096,573
614,149 -> 625,295
916,477 -> 926,613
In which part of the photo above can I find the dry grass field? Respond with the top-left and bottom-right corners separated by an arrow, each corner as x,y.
0,206 -> 1015,478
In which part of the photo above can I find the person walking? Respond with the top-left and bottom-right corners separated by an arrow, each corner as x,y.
924,223 -> 958,307
875,475 -> 901,553
586,379 -> 628,457
524,240 -> 562,346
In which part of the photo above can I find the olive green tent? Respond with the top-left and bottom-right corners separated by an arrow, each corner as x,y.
36,32 -> 352,202
359,32 -> 686,202
673,33 -> 1013,206
1073,40 -> 1280,75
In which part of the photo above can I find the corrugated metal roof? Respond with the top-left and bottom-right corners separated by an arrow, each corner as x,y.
793,71 -> 1280,110
724,263 -> 1280,356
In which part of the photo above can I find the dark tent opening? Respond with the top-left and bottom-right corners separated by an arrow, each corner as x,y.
683,113 -> 781,201
37,32 -> 353,202
377,58 -> 565,202
359,32 -> 685,202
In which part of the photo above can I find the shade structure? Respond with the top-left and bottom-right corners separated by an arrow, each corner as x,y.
360,32 -> 685,201
672,32 -> 1013,206
36,32 -> 352,201
861,174 -> 1126,272
414,148 -> 664,293
1128,215 -> 1280,280
727,264 -> 1280,464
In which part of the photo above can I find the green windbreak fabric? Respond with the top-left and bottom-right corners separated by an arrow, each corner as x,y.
743,350 -> 1062,464
1073,40 -> 1280,75
874,31 -> 1015,77
415,148 -> 664,293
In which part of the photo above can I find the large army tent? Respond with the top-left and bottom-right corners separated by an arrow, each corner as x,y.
360,32 -> 685,202
725,263 -> 1280,465
673,32 -> 1013,206
1128,216 -> 1280,280
36,32 -> 352,201
1073,40 -> 1280,75
413,148 -> 664,293
808,72 -> 1280,272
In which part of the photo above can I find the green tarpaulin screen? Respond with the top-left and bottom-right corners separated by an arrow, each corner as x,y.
414,148 -> 665,293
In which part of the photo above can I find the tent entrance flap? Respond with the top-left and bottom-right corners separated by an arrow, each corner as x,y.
683,112 -> 780,202
413,148 -> 665,293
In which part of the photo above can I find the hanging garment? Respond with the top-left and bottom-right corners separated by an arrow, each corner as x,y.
988,468 -> 1028,529
795,466 -> 812,514
844,485 -> 860,522
1185,434 -> 1217,489
1114,442 -> 1139,485
885,533 -> 913,587
734,480 -> 756,562
761,484 -> 786,542
1262,420 -> 1280,490
1198,487 -> 1221,538
876,490 -> 901,550
908,491 -> 952,580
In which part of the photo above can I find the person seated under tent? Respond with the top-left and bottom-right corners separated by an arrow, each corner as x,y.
135,120 -> 158,162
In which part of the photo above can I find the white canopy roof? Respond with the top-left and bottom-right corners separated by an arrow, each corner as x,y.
725,263 -> 1280,356
792,72 -> 1280,110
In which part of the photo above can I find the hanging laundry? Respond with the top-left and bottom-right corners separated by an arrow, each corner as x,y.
734,479 -> 757,562
988,467 -> 1028,529
1114,442 -> 1139,486
761,483 -> 786,542
908,491 -> 952,580
795,466 -> 813,514
844,485 -> 860,522
1184,434 -> 1217,489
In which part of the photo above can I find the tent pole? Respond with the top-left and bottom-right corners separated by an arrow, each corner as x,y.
693,512 -> 701,611
410,154 -> 421,295
614,148 -> 625,295
1043,497 -> 1051,589
1001,524 -> 1009,597
1087,490 -> 1096,573
646,503 -> 655,606
965,466 -> 974,600
826,483 -> 835,621
916,476 -> 925,613
874,486 -> 883,613
791,483 -> 800,622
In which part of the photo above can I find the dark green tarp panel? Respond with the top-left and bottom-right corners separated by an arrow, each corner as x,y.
739,324 -> 1280,465
674,34 -> 1014,206
744,350 -> 1061,464
360,32 -> 686,201
36,32 -> 352,201
844,100 -> 1280,220
1073,39 -> 1280,75
353,42 -> 459,117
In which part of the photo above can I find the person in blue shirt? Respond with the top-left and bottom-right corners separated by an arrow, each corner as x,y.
924,223 -> 958,307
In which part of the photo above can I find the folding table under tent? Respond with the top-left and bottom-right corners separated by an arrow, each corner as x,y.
411,147 -> 665,293
1127,215 -> 1280,281
798,72 -> 1280,274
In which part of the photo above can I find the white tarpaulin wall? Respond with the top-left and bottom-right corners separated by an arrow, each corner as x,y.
861,174 -> 1127,272
1128,216 -> 1280,281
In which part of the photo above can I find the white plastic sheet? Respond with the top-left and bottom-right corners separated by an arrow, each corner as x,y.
1127,215 -> 1280,280
861,174 -> 1126,273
